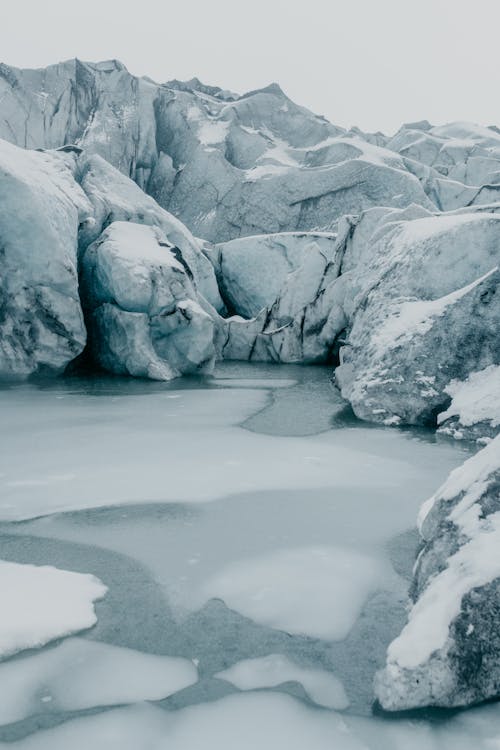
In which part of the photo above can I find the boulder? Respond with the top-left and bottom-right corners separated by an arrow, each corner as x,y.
375,435 -> 500,709
0,139 -> 89,378
80,221 -> 216,380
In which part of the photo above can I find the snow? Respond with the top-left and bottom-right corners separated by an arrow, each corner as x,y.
371,266 -> 499,357
438,365 -> 500,430
5,692 -> 500,750
197,119 -> 229,145
202,546 -> 392,640
387,435 -> 500,669
215,654 -> 349,709
418,433 -> 500,531
0,560 -> 106,658
0,638 -> 198,725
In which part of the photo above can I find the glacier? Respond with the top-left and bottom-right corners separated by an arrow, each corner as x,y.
1,56 -> 500,735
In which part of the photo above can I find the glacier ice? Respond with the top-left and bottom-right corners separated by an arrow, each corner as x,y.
0,140 -> 88,378
81,221 -> 216,379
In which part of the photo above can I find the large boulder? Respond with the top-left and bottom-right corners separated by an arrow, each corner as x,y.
336,209 -> 500,426
81,221 -> 216,380
0,139 -> 89,378
209,231 -> 338,318
75,152 -> 223,312
214,228 -> 347,363
375,435 -> 500,710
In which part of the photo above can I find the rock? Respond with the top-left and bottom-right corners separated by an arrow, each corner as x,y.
0,139 -> 89,379
336,209 -> 500,425
437,365 -> 500,443
0,60 -> 436,244
215,228 -> 348,364
75,152 -> 224,312
210,232 -> 338,318
375,435 -> 500,709
80,221 -> 216,380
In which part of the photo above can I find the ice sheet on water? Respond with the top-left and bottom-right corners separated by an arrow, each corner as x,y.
202,546 -> 394,640
0,638 -> 197,726
0,561 -> 106,658
5,693 -> 500,750
215,653 -> 349,709
0,368 -> 468,521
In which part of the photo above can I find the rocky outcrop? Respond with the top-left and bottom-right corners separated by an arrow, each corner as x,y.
0,59 -> 437,243
335,208 -> 500,426
81,222 -> 216,380
375,435 -> 500,709
0,139 -> 89,378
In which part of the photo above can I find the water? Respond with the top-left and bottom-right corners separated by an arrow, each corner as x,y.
1,363 -> 499,747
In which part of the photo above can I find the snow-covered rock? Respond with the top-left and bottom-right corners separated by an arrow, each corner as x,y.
0,139 -> 89,378
437,366 -> 500,443
0,59 -> 436,244
336,209 -> 500,426
375,435 -> 500,709
0,560 -> 106,658
75,152 -> 223,311
81,221 -> 217,380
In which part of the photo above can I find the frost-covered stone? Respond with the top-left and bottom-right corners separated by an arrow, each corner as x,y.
0,139 -> 89,379
437,366 -> 500,443
215,229 -> 347,364
76,152 -> 223,312
375,436 -> 500,709
336,210 -> 500,425
81,222 -> 216,380
210,232 -> 338,318
0,60 -> 436,244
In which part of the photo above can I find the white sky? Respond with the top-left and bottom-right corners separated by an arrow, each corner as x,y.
2,0 -> 500,134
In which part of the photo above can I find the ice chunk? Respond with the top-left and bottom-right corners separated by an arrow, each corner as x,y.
202,546 -> 392,640
0,638 -> 198,725
0,560 -> 106,658
215,653 -> 349,709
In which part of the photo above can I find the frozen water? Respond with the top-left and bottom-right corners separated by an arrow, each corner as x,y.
203,546 -> 394,640
0,561 -> 106,658
215,653 -> 349,709
0,364 -> 467,521
0,363 -> 484,747
0,638 -> 197,725
3,693 -> 500,750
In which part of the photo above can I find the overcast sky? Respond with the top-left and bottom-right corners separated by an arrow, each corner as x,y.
2,0 -> 499,134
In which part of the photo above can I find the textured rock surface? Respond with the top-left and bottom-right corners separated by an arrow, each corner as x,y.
0,59 -> 436,243
0,139 -> 89,378
437,365 -> 500,443
81,221 -> 216,380
335,209 -> 500,426
375,435 -> 500,709
209,231 -> 338,318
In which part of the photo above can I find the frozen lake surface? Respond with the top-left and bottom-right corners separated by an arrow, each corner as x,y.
1,363 -> 499,747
